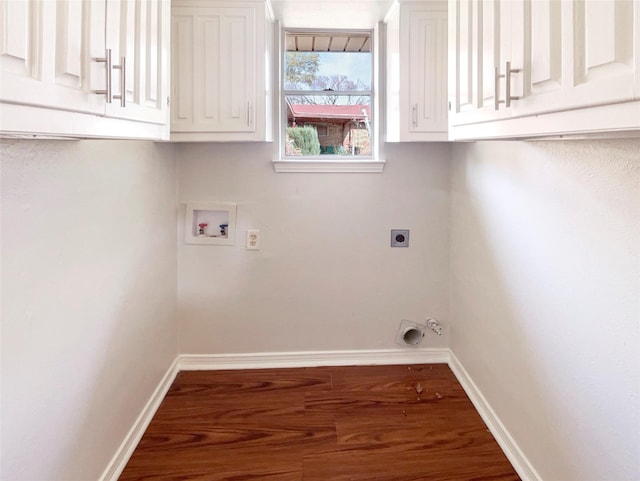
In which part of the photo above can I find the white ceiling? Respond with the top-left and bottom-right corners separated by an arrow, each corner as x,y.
270,0 -> 396,29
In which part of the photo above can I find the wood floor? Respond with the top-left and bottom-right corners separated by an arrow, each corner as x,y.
119,364 -> 520,481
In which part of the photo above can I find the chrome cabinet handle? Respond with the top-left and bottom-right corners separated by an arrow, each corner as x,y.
92,49 -> 112,103
247,101 -> 253,127
411,104 -> 418,127
505,61 -> 521,107
494,66 -> 505,110
495,63 -> 522,109
113,57 -> 126,108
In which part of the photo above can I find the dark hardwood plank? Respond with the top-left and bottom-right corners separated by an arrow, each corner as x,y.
169,367 -> 333,390
119,364 -> 520,481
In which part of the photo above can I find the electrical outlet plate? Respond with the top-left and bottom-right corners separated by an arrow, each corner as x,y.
246,229 -> 260,250
391,229 -> 409,247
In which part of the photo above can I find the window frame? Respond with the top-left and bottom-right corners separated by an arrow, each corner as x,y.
274,27 -> 384,173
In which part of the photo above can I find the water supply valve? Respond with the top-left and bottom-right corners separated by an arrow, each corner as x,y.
427,318 -> 442,336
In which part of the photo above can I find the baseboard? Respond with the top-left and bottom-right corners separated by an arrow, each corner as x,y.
178,348 -> 450,370
98,357 -> 180,481
448,352 -> 541,481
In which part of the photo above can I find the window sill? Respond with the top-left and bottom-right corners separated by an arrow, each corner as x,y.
272,159 -> 386,173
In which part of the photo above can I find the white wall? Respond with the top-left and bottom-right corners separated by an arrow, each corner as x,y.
1,140 -> 178,481
450,139 -> 640,481
177,142 -> 450,354
5,135 -> 636,481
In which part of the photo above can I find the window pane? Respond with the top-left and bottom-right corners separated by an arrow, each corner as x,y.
284,32 -> 371,92
285,95 -> 372,156
285,51 -> 371,91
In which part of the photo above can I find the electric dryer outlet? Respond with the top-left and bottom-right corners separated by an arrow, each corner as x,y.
390,229 -> 410,247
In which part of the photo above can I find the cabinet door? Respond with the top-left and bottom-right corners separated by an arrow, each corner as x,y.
408,9 -> 447,134
105,0 -> 169,124
510,0 -> 636,118
172,6 -> 256,133
568,0 -> 637,106
513,0 -> 562,111
449,0 -> 512,127
0,0 -> 105,116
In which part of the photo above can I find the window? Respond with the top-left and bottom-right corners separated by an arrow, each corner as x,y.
277,29 -> 383,172
308,123 -> 328,137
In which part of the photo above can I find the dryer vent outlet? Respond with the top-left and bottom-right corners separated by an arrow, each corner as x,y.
395,319 -> 425,347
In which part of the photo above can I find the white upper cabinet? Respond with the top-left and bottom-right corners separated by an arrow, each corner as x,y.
448,0 -> 511,126
171,0 -> 273,142
511,0 -> 637,115
105,0 -> 170,125
0,0 -> 170,140
449,0 -> 640,140
386,0 -> 448,142
0,1 -> 105,116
